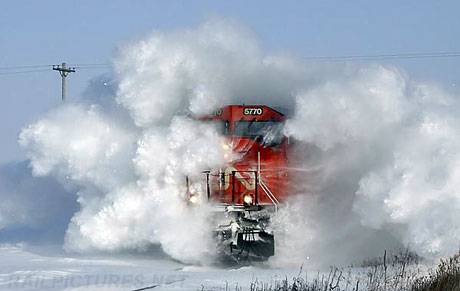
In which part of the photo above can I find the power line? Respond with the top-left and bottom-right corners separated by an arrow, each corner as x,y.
0,63 -> 109,71
306,51 -> 460,59
73,66 -> 109,70
0,50 -> 459,75
0,69 -> 51,76
304,51 -> 460,61
68,63 -> 109,67
0,65 -> 54,70
0,63 -> 109,76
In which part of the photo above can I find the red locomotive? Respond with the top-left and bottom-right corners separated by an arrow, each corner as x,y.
186,105 -> 289,260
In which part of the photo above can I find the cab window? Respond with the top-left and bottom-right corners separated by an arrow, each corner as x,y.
233,120 -> 284,146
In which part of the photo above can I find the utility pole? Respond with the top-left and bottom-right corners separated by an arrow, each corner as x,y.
53,62 -> 75,101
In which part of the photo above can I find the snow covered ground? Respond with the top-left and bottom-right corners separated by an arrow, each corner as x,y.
0,244 -> 302,291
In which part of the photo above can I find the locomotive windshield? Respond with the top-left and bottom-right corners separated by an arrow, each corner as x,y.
233,120 -> 284,146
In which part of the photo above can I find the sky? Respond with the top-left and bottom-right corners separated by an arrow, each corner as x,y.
1,0 -> 460,164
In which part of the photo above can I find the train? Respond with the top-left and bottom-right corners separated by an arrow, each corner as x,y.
185,105 -> 290,261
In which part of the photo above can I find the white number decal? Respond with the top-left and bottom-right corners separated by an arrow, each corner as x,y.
243,108 -> 263,115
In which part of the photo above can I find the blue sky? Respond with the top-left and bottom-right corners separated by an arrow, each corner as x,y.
1,0 -> 460,163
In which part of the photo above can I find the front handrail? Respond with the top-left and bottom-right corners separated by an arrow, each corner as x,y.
258,151 -> 279,215
202,151 -> 280,215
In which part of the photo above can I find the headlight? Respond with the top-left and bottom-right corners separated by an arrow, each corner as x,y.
189,194 -> 199,204
221,142 -> 233,161
243,194 -> 254,205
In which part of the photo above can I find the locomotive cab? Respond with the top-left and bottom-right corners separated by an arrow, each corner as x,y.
188,105 -> 289,261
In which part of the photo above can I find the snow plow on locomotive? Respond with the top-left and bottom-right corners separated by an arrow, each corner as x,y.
186,105 -> 290,261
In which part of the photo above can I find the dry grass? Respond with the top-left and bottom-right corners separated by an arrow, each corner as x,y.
206,250 -> 460,291
411,252 -> 460,291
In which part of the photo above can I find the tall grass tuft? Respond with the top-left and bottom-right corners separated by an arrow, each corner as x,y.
411,252 -> 460,291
